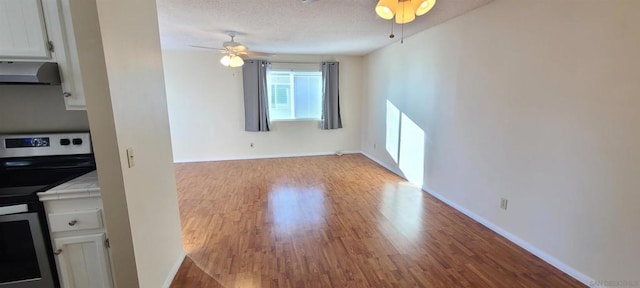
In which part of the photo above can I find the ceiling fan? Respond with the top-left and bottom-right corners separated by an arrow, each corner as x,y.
191,31 -> 270,67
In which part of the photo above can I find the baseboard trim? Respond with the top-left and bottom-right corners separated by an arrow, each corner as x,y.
174,150 -> 361,163
422,187 -> 593,286
360,152 -> 593,286
162,251 -> 186,288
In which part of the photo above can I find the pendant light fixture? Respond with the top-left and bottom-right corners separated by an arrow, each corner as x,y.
220,54 -> 245,68
220,55 -> 231,66
375,0 -> 436,24
229,55 -> 244,68
395,0 -> 415,24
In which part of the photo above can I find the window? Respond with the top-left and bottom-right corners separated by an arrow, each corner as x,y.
267,66 -> 322,121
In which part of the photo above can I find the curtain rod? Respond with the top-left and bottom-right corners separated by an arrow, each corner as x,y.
268,61 -> 323,65
248,60 -> 337,65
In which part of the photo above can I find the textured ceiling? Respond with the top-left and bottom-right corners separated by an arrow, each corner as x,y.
156,0 -> 494,56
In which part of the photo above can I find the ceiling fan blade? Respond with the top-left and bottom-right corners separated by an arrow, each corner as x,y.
231,46 -> 248,53
190,45 -> 226,52
242,51 -> 272,57
223,41 -> 248,51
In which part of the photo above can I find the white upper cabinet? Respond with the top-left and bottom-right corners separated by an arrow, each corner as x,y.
41,0 -> 88,110
1,0 -> 89,110
0,0 -> 51,59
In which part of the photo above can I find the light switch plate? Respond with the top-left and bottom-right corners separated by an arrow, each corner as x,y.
500,198 -> 508,210
126,147 -> 135,168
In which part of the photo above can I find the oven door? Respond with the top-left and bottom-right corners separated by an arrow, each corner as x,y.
0,206 -> 55,288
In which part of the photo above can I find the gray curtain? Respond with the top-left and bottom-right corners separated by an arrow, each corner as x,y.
321,61 -> 342,129
242,60 -> 270,132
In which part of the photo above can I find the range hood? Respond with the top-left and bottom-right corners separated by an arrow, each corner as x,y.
0,61 -> 61,85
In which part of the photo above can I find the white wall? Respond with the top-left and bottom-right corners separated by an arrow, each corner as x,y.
71,0 -> 184,287
0,85 -> 89,133
362,0 -> 640,283
163,51 -> 363,162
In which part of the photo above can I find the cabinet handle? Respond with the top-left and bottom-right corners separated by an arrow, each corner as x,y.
54,249 -> 62,255
63,92 -> 72,98
68,220 -> 78,226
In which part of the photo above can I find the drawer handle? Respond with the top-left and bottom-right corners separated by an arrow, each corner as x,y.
68,220 -> 78,226
54,249 -> 62,255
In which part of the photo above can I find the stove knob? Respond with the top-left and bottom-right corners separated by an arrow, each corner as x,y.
72,138 -> 83,145
60,139 -> 71,146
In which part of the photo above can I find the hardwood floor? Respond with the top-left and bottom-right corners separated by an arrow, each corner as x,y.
170,154 -> 584,288
171,256 -> 225,287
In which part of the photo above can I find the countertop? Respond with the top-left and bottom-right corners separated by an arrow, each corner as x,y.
37,170 -> 100,200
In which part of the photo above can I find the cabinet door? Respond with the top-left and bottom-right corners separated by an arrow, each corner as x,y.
0,0 -> 51,59
41,0 -> 89,110
54,233 -> 114,288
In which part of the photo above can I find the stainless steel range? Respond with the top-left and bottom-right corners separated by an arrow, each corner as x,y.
0,133 -> 95,288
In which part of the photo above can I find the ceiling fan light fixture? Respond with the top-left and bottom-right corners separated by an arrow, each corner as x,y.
375,0 -> 398,20
395,0 -> 415,24
376,0 -> 435,27
220,55 -> 231,66
195,32 -> 263,68
413,0 -> 436,16
229,55 -> 244,67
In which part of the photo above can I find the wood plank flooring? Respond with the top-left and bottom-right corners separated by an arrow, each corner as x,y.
170,154 -> 585,288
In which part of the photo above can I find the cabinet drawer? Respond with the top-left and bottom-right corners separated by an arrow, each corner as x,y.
49,209 -> 103,232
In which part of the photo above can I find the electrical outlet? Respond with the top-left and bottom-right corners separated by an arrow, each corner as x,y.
500,198 -> 508,210
126,147 -> 135,168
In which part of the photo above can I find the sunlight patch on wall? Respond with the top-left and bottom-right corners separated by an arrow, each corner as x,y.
386,100 -> 401,163
385,100 -> 426,186
399,114 -> 425,186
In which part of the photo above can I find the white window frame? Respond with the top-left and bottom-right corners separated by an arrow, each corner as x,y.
267,63 -> 322,122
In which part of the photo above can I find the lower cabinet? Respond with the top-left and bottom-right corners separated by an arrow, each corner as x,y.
54,233 -> 114,288
38,173 -> 115,288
